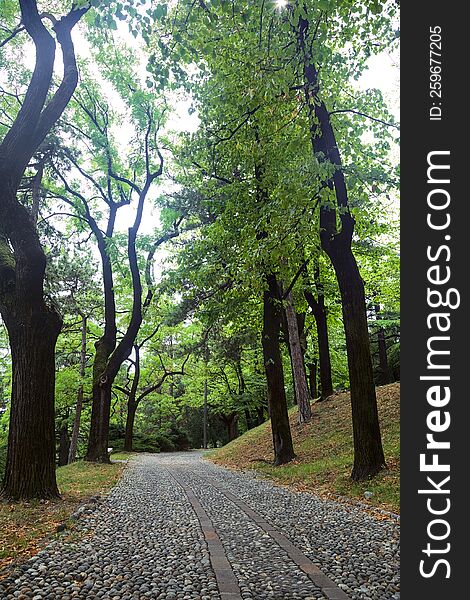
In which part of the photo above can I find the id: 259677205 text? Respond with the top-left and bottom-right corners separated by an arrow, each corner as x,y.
429,26 -> 442,121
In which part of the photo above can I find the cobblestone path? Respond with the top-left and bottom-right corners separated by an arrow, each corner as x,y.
0,453 -> 400,600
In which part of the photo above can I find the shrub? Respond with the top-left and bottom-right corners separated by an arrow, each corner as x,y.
388,343 -> 400,381
132,433 -> 160,453
168,425 -> 190,451
154,433 -> 175,452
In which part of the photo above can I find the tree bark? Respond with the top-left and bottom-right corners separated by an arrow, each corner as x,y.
228,415 -> 238,441
327,248 -> 386,478
221,413 -> 239,442
297,14 -> 385,480
0,303 -> 62,499
285,291 -> 311,422
85,339 -> 115,463
304,287 -> 334,400
262,274 -> 296,465
123,344 -> 141,453
68,315 -> 87,463
0,1 -> 87,500
124,399 -> 137,452
307,360 -> 317,399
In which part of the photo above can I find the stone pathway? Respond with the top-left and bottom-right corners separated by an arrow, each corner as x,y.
0,453 -> 400,600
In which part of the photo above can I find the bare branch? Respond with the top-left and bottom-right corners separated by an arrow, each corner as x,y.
329,109 -> 399,130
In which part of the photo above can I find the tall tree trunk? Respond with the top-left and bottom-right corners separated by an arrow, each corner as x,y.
307,360 -> 317,399
297,312 -> 308,360
68,315 -> 87,463
85,168 -> 161,462
123,344 -> 141,453
86,339 -> 114,463
285,291 -> 311,422
58,422 -> 70,467
262,274 -> 296,465
124,398 -> 137,452
328,248 -> 386,478
377,327 -> 391,385
225,413 -> 239,442
0,1 -> 87,500
1,304 -> 62,499
315,296 -> 334,399
68,383 -> 83,463
304,287 -> 334,400
297,14 -> 385,480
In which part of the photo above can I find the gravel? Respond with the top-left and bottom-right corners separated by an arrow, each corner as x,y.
171,465 -> 327,600
0,455 -> 218,600
0,452 -> 400,600
174,453 -> 400,600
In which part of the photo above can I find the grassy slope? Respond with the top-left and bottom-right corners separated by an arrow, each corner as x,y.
0,456 -> 129,576
209,383 -> 400,514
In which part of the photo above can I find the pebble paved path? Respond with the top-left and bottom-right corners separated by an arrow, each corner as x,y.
0,452 -> 400,600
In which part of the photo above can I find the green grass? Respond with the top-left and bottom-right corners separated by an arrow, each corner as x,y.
209,383 -> 400,514
55,460 -> 125,498
110,452 -> 132,461
0,460 -> 126,576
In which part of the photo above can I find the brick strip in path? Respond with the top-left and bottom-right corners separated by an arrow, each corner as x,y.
168,469 -> 244,600
202,477 -> 350,600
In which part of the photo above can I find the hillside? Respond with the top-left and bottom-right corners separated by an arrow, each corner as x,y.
208,383 -> 400,514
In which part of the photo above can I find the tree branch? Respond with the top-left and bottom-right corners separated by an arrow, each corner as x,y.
329,109 -> 399,130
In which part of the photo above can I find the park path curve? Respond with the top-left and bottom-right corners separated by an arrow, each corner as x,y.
0,452 -> 400,600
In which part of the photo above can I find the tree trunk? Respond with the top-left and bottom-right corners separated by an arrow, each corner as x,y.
124,398 -> 137,452
0,1 -> 86,500
315,296 -> 334,399
1,305 -> 62,500
304,275 -> 334,400
329,248 -> 386,479
297,312 -> 308,359
227,413 -> 239,442
262,274 -> 296,465
68,315 -> 87,463
58,422 -> 70,467
285,291 -> 311,422
67,384 -> 83,463
307,360 -> 317,399
297,14 -> 385,480
85,339 -> 114,463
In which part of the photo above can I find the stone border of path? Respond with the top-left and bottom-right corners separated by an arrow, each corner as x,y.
168,470 -> 244,600
204,477 -> 350,600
